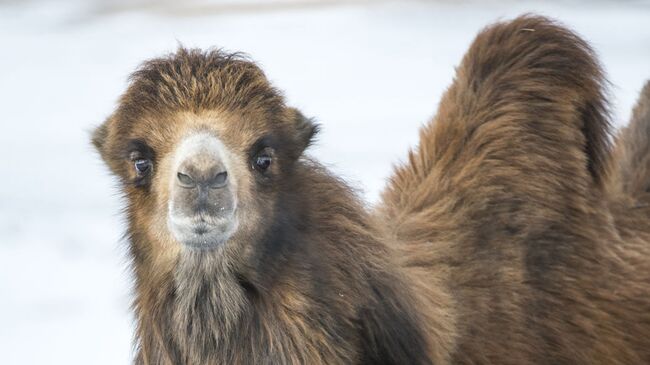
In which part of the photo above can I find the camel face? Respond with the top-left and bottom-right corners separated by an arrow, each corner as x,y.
160,113 -> 290,251
95,107 -> 305,257
92,49 -> 317,261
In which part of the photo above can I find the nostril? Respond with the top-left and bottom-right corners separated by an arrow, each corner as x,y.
177,172 -> 196,188
210,171 -> 228,189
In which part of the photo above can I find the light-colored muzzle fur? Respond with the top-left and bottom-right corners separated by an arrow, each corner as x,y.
167,132 -> 239,249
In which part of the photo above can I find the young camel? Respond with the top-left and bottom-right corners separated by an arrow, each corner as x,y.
93,15 -> 650,364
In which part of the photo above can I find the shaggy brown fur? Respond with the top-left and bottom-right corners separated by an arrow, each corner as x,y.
378,16 -> 650,364
93,15 -> 650,365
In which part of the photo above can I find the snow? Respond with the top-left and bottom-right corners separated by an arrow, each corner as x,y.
0,1 -> 648,363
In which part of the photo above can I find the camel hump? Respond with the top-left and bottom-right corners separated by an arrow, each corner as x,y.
382,15 -> 611,235
451,14 -> 612,187
382,15 -> 612,221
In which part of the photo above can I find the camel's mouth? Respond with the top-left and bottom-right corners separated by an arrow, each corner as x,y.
168,212 -> 239,250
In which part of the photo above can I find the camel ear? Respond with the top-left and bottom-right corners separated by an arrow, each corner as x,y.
288,108 -> 319,157
92,123 -> 107,151
91,119 -> 111,162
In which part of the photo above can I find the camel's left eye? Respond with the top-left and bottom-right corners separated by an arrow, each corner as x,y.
134,159 -> 152,175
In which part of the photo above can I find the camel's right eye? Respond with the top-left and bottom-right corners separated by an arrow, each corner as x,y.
134,159 -> 152,175
126,140 -> 155,182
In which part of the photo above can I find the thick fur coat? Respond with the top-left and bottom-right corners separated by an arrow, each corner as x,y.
94,15 -> 650,365
378,16 -> 650,364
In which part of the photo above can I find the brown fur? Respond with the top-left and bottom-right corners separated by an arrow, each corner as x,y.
378,15 -> 650,364
93,15 -> 650,365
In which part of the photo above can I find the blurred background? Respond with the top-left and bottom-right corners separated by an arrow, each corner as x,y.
0,0 -> 648,363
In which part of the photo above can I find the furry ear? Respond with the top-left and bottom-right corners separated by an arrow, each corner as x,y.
90,116 -> 126,177
92,121 -> 109,159
92,116 -> 118,168
92,123 -> 108,152
288,107 -> 319,157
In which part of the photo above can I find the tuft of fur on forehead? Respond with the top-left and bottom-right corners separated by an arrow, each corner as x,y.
119,48 -> 284,120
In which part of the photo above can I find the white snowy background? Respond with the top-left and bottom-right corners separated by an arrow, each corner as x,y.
0,0 -> 648,363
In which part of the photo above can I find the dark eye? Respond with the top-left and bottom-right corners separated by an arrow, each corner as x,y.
253,148 -> 273,172
134,159 -> 152,175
